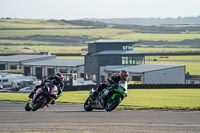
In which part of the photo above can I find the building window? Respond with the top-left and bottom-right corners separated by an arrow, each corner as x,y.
60,69 -> 68,73
131,76 -> 141,81
122,56 -> 143,65
10,65 -> 17,70
80,73 -> 84,78
122,57 -> 129,64
135,57 -> 143,65
3,79 -> 8,82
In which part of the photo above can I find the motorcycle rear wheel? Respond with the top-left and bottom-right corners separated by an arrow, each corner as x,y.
105,95 -> 121,112
84,97 -> 93,111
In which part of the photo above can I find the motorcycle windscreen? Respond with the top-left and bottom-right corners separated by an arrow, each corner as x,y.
119,81 -> 128,94
48,85 -> 58,95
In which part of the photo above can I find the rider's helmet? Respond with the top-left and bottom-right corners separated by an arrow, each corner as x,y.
54,72 -> 64,84
119,70 -> 129,81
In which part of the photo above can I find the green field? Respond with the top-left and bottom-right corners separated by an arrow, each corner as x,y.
0,19 -> 80,29
145,55 -> 200,60
0,28 -> 131,38
1,89 -> 200,110
1,19 -> 200,45
114,33 -> 200,41
0,18 -> 200,75
135,47 -> 200,53
1,45 -> 200,54
0,45 -> 87,54
1,19 -> 200,54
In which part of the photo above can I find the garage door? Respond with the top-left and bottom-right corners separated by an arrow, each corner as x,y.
24,66 -> 31,76
36,67 -> 42,80
47,68 -> 55,77
0,64 -> 6,70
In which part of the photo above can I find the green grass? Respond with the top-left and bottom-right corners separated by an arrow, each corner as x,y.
144,55 -> 200,75
121,89 -> 200,110
1,45 -> 200,54
135,47 -> 200,53
0,28 -> 131,38
0,45 -> 87,54
114,33 -> 200,41
0,19 -> 83,29
1,19 -> 200,47
0,39 -> 51,45
145,55 -> 200,61
1,89 -> 200,110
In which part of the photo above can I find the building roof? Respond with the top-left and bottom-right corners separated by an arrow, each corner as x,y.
94,50 -> 144,56
104,64 -> 185,73
0,54 -> 55,62
23,58 -> 84,67
87,39 -> 137,44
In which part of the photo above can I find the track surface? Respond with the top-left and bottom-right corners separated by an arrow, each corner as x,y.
0,103 -> 200,133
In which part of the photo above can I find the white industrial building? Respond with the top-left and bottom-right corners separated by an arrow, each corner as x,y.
0,54 -> 55,70
0,53 -> 186,85
101,64 -> 185,84
22,58 -> 84,80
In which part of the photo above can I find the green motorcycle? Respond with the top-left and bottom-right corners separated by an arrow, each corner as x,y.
84,81 -> 128,112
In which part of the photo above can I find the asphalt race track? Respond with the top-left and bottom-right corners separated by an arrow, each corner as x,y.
0,102 -> 200,133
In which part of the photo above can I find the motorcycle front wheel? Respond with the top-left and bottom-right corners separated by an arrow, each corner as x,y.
24,102 -> 31,111
105,95 -> 121,112
32,97 -> 46,111
84,97 -> 93,111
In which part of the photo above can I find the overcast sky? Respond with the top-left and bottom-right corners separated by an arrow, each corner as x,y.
0,0 -> 200,20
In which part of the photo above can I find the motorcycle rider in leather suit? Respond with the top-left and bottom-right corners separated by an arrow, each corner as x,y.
92,70 -> 129,100
28,72 -> 64,104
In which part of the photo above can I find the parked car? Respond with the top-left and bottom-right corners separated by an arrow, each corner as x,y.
19,87 -> 33,93
0,89 -> 10,93
0,85 -> 3,89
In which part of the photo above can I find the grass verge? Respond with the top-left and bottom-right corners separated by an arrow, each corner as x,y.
0,89 -> 200,110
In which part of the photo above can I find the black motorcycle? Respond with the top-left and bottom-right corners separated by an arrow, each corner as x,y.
84,81 -> 128,112
25,81 -> 58,111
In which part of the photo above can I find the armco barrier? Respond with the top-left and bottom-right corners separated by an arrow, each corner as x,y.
63,84 -> 200,91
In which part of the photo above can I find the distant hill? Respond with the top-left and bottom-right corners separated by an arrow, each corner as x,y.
0,18 -> 200,49
86,16 -> 200,25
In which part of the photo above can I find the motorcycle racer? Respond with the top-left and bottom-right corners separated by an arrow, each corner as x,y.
92,70 -> 129,100
28,72 -> 64,104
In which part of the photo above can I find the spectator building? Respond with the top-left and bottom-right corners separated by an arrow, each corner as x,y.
85,39 -> 185,84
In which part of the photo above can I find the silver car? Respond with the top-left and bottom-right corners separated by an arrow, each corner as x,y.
19,87 -> 33,93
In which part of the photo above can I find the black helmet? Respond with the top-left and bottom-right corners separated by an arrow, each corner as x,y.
119,70 -> 129,81
54,72 -> 64,83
